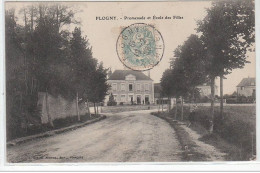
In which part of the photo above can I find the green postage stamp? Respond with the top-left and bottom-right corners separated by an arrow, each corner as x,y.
116,23 -> 164,71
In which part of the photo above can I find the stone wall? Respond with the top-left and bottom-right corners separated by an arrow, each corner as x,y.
37,92 -> 100,124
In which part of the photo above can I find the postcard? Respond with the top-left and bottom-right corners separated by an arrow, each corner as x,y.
1,0 -> 258,171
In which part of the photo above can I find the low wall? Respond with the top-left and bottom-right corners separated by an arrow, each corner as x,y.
37,92 -> 100,124
101,104 -> 168,114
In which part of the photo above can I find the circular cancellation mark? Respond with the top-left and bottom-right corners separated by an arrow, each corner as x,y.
116,23 -> 165,71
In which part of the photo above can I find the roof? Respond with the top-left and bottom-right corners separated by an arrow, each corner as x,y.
108,70 -> 152,81
237,77 -> 255,87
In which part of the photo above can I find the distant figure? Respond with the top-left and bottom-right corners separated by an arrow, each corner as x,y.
188,103 -> 197,127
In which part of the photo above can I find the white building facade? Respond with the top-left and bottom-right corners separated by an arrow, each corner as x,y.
105,70 -> 154,105
236,77 -> 256,97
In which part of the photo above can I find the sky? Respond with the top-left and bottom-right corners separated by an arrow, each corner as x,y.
5,1 -> 256,95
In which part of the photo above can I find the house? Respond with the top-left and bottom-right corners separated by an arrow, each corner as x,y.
236,77 -> 256,97
105,70 -> 154,105
197,83 -> 218,97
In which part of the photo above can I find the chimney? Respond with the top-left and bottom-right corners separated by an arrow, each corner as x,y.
107,68 -> 112,78
148,70 -> 150,78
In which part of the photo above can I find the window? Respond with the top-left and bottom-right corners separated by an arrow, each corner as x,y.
136,83 -> 141,91
121,83 -> 126,91
241,86 -> 244,90
113,95 -> 117,101
129,84 -> 133,91
145,84 -> 149,91
129,95 -> 133,102
121,95 -> 126,102
145,95 -> 149,104
112,83 -> 117,91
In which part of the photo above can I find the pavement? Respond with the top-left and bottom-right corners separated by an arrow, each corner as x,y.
7,110 -> 182,163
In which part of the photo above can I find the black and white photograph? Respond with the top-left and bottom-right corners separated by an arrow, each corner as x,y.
1,0 -> 257,167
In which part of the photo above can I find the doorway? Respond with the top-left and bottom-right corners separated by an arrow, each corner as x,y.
137,95 -> 141,104
145,95 -> 149,104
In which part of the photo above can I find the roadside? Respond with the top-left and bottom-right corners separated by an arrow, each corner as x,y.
7,110 -> 182,163
7,104 -> 166,147
151,104 -> 256,161
152,113 -> 226,161
7,115 -> 106,147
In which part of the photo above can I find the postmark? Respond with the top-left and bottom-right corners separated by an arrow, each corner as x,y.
116,23 -> 164,71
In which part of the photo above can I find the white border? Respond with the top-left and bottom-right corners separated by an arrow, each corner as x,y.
0,0 -> 260,171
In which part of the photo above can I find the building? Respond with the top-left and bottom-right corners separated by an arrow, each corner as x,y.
236,77 -> 256,97
105,70 -> 154,105
196,83 -> 218,97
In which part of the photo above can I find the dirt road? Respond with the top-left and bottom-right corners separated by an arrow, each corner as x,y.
7,110 -> 182,163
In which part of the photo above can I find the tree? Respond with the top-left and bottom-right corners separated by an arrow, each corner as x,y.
87,62 -> 109,115
160,69 -> 174,113
170,35 -> 207,120
107,93 -> 117,106
5,9 -> 28,139
68,27 -> 97,119
6,4 -> 83,136
172,34 -> 207,101
69,27 -> 109,116
197,0 -> 255,132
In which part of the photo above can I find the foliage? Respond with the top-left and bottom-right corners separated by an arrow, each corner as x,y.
197,0 -> 255,77
160,69 -> 174,98
5,4 -> 109,139
173,35 -> 207,89
161,34 -> 207,101
87,62 -> 110,104
195,0 -> 255,129
107,93 -> 117,106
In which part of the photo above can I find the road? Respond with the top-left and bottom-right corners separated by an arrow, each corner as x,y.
7,110 -> 182,163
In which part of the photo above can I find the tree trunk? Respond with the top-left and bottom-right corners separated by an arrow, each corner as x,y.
157,99 -> 160,112
175,98 -> 178,120
30,5 -> 34,32
209,76 -> 215,133
192,88 -> 195,102
19,93 -> 23,110
76,92 -> 80,121
97,103 -> 99,115
56,5 -> 60,33
23,8 -> 27,27
45,89 -> 53,127
220,75 -> 224,119
181,96 -> 184,121
94,102 -> 97,115
161,98 -> 164,112
87,99 -> 91,118
168,97 -> 170,112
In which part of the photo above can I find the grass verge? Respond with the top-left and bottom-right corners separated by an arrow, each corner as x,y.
154,105 -> 256,161
8,114 -> 101,141
152,112 -> 208,161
